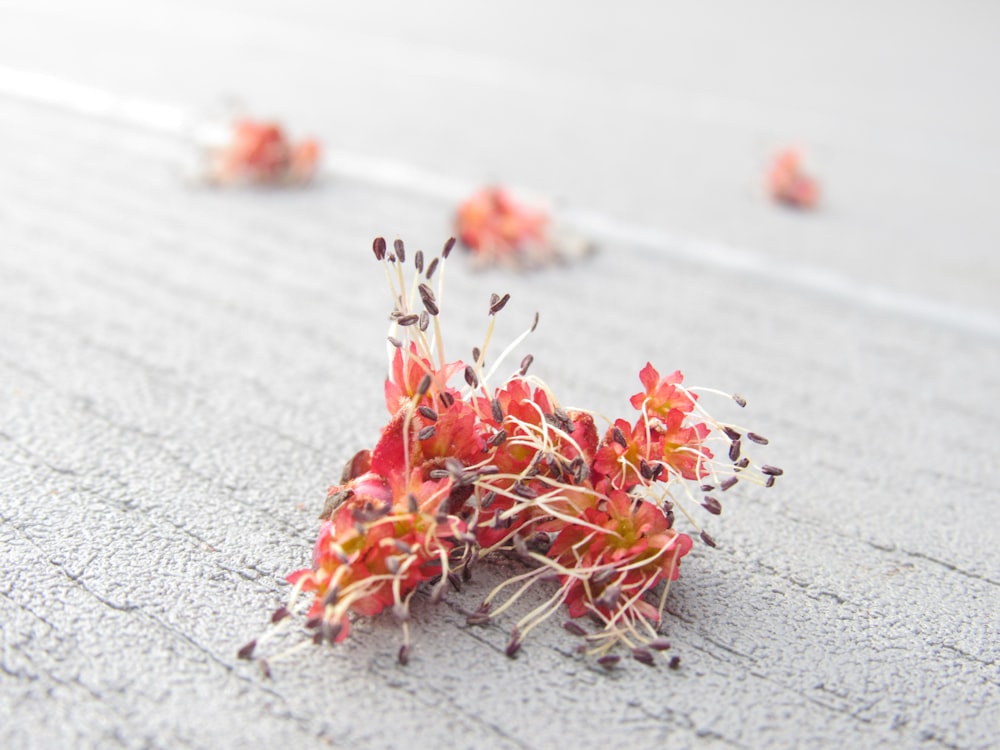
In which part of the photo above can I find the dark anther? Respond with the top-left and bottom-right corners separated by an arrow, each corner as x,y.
593,568 -> 615,585
650,463 -> 664,481
519,354 -> 534,375
373,237 -> 387,260
700,530 -> 717,548
426,257 -> 439,279
732,393 -> 747,408
723,426 -> 741,442
398,644 -> 410,666
322,584 -> 340,607
418,405 -> 438,421
765,475 -> 775,488
527,532 -> 552,554
477,465 -> 500,476
612,426 -> 628,447
305,616 -> 322,630
648,637 -> 671,651
464,366 -> 479,388
237,640 -> 256,660
505,632 -> 522,658
418,425 -> 436,440
397,314 -> 419,326
472,346 -> 481,363
418,283 -> 439,316
513,482 -> 538,499
407,493 -> 419,512
417,374 -> 432,396
414,249 -> 424,273
442,236 -> 456,258
668,655 -> 681,670
387,253 -> 396,263
444,457 -> 465,476
271,606 -> 291,624
466,612 -> 491,626
563,621 -> 587,637
481,491 -> 496,509
393,238 -> 406,263
640,459 -> 653,481
439,391 -> 455,408
597,654 -> 620,669
761,465 -> 784,476
596,584 -> 622,609
491,398 -> 503,423
554,407 -> 572,429
700,484 -> 714,491
387,335 -> 403,348
702,496 -> 722,515
720,476 -> 739,491
531,312 -> 540,332
489,292 -> 511,316
632,648 -> 655,667
736,457 -> 749,469
428,469 -> 450,480
323,621 -> 343,644
747,432 -> 769,445
729,439 -> 741,462
394,539 -> 414,554
489,429 -> 508,447
351,501 -> 391,522
419,311 -> 429,331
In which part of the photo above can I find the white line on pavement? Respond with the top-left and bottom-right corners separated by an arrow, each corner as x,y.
3,64 -> 999,342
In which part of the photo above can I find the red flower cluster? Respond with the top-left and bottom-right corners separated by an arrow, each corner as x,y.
767,147 -> 819,209
205,119 -> 320,187
242,236 -> 779,670
454,187 -> 591,268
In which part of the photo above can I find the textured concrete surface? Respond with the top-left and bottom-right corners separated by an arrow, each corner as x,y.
2,3 -> 1000,749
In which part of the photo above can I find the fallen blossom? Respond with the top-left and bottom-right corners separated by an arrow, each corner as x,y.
454,187 -> 592,268
768,147 -> 819,208
203,119 -> 320,187
242,235 -> 779,669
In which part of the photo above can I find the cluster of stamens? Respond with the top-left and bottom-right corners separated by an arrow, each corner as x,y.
239,236 -> 780,672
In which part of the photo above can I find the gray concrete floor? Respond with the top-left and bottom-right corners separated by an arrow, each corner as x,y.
1,3 -> 998,748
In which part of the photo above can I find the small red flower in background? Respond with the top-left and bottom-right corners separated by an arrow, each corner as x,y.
205,119 -> 320,187
768,148 -> 819,209
455,187 -> 592,268
240,236 -> 780,672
